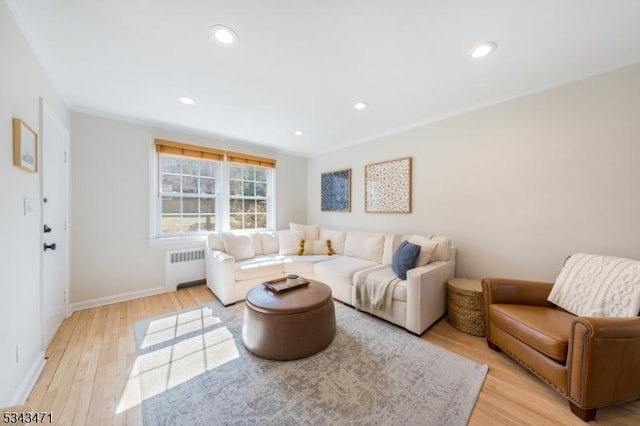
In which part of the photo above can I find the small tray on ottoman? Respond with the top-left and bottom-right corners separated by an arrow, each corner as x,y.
262,278 -> 310,294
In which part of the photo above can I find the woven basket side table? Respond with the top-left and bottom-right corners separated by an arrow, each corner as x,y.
446,278 -> 485,336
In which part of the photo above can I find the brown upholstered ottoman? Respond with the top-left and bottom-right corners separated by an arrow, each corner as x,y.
242,280 -> 336,360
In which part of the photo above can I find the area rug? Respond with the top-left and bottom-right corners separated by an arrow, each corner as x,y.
134,301 -> 487,426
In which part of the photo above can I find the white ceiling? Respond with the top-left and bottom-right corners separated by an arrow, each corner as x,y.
8,0 -> 640,157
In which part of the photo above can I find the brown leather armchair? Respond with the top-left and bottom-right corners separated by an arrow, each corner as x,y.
482,278 -> 640,421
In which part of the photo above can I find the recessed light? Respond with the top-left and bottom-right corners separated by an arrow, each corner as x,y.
178,96 -> 195,105
294,130 -> 304,136
209,25 -> 238,46
353,101 -> 368,110
470,42 -> 497,59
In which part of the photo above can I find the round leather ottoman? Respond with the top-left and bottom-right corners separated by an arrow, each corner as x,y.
242,280 -> 336,360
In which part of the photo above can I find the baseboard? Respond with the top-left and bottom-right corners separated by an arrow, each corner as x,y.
10,352 -> 46,406
69,286 -> 166,312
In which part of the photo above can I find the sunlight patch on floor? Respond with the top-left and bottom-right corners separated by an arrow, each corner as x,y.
141,306 -> 221,349
116,308 -> 239,414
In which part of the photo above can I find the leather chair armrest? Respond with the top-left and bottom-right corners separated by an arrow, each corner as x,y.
481,278 -> 554,306
577,316 -> 640,338
568,316 -> 640,408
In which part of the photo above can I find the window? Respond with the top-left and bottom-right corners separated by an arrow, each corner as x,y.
153,139 -> 275,237
159,156 -> 219,234
229,164 -> 268,230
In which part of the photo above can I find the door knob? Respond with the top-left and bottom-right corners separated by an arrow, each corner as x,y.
44,243 -> 57,251
44,225 -> 52,233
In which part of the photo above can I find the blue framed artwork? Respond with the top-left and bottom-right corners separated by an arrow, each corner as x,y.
321,169 -> 351,212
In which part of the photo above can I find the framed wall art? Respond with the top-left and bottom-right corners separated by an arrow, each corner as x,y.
365,157 -> 411,213
321,168 -> 351,212
13,118 -> 38,173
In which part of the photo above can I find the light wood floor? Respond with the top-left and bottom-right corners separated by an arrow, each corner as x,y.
25,284 -> 640,425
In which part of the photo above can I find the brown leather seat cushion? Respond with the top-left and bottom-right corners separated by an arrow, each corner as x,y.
489,304 -> 576,363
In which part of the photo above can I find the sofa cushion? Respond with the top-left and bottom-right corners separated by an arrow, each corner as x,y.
283,255 -> 334,275
407,235 -> 438,266
353,266 -> 408,305
207,233 -> 225,251
430,236 -> 452,262
392,241 -> 421,280
250,233 -> 264,256
260,231 -> 279,254
314,256 -> 379,285
392,280 -> 408,302
290,223 -> 320,241
278,230 -> 305,255
222,233 -> 255,260
319,229 -> 347,255
344,231 -> 385,263
489,304 -> 575,363
234,255 -> 285,281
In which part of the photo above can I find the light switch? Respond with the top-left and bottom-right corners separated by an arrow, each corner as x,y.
24,198 -> 35,215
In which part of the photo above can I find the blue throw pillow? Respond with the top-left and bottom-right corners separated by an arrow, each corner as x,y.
392,240 -> 422,280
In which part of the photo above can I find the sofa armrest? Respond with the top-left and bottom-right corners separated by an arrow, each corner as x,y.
205,250 -> 237,305
482,278 -> 554,306
568,316 -> 640,408
404,256 -> 456,335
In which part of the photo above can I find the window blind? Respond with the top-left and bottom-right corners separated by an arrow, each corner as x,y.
226,151 -> 276,168
154,138 -> 225,161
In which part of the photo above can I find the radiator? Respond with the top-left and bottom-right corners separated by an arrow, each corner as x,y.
164,248 -> 206,291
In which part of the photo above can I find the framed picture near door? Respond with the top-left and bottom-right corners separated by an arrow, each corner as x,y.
13,118 -> 38,173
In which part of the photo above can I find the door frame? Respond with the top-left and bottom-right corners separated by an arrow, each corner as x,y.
39,98 -> 70,349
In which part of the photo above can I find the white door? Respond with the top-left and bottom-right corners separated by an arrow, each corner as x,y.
40,100 -> 69,348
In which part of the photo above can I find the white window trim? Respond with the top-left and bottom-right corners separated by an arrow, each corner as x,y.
147,139 -> 277,244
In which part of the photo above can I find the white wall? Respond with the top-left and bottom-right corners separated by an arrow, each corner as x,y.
70,113 -> 307,306
308,63 -> 640,282
0,1 -> 70,406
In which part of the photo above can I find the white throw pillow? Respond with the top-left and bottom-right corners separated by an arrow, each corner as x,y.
302,240 -> 330,255
278,230 -> 305,255
290,223 -> 320,241
407,235 -> 438,266
430,236 -> 452,262
260,232 -> 279,254
548,253 -> 640,317
221,233 -> 255,260
319,229 -> 347,254
382,234 -> 403,265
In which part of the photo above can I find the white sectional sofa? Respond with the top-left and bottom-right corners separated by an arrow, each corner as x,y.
205,225 -> 456,335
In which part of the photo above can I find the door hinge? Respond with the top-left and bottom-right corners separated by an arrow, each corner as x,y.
64,151 -> 68,163
64,220 -> 67,232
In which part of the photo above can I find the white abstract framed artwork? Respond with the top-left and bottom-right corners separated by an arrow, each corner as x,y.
365,157 -> 411,213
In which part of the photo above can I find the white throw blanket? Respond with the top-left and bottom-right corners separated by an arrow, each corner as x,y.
548,253 -> 640,317
354,266 -> 400,315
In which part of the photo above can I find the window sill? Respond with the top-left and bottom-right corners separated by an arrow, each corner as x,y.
146,235 -> 207,248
